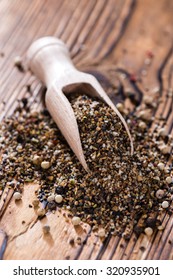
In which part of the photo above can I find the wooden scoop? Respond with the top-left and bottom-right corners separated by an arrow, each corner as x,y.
27,37 -> 133,172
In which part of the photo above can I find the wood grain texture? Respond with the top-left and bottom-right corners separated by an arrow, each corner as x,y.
0,0 -> 172,259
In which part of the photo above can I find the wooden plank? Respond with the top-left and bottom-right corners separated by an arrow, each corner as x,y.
0,0 -> 172,260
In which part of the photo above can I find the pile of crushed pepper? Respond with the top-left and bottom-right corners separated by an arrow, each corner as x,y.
0,94 -> 172,239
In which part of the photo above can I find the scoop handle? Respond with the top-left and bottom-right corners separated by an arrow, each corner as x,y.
27,37 -> 90,172
27,37 -> 75,88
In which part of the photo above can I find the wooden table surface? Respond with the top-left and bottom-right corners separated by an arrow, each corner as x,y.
0,0 -> 172,260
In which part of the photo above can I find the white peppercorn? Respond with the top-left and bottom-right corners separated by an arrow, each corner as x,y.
13,192 -> 22,201
32,155 -> 41,165
47,194 -> 55,202
155,189 -> 165,199
161,201 -> 169,209
98,228 -> 106,238
37,208 -> 46,217
41,161 -> 50,169
166,176 -> 172,184
32,199 -> 39,207
72,216 -> 81,226
144,227 -> 153,236
157,162 -> 164,170
55,194 -> 63,203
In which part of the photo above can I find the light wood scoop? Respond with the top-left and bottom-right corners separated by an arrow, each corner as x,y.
27,37 -> 133,172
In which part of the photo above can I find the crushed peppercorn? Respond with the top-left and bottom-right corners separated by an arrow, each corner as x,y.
0,94 -> 172,238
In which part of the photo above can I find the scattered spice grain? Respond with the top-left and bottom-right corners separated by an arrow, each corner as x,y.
42,225 -> 50,234
41,161 -> 50,169
144,227 -> 153,236
47,201 -> 56,211
76,236 -> 82,245
139,246 -> 146,252
161,201 -> 169,209
155,189 -> 165,199
72,216 -> 81,226
98,228 -> 106,238
13,192 -> 22,201
32,199 -> 39,207
14,55 -> 24,71
157,225 -> 164,231
69,238 -> 75,246
0,94 -> 172,238
157,162 -> 165,170
32,155 -> 41,165
14,56 -> 22,66
37,208 -> 46,217
55,194 -> 63,204
166,176 -> 172,184
63,226 -> 68,234
47,194 -> 55,202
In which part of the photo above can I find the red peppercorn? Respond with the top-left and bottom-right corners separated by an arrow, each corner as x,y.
129,73 -> 137,83
146,50 -> 154,58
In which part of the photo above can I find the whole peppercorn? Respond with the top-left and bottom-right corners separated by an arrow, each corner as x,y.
47,201 -> 57,211
32,155 -> 41,165
69,178 -> 75,185
37,208 -> 46,217
116,103 -> 124,113
41,161 -> 50,169
155,189 -> 165,199
72,216 -> 81,226
32,199 -> 39,207
157,162 -> 165,170
55,194 -> 63,203
159,144 -> 170,155
98,228 -> 106,238
42,225 -> 50,234
14,55 -> 23,69
144,227 -> 153,236
146,217 -> 157,228
158,225 -> 164,231
138,121 -> 147,130
158,128 -> 167,137
69,238 -> 75,246
166,176 -> 172,184
13,192 -> 22,201
47,194 -> 55,202
161,201 -> 169,209
55,186 -> 65,194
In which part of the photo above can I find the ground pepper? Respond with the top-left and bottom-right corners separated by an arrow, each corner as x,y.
0,94 -> 172,238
